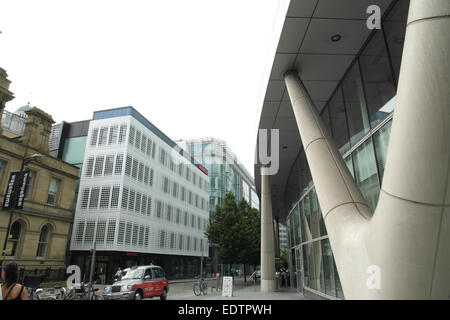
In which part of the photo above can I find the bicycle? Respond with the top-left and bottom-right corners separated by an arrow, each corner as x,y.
193,277 -> 208,296
77,282 -> 104,300
27,287 -> 45,300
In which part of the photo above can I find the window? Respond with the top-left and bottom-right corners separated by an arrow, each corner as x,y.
146,139 -> 152,156
46,178 -> 60,205
149,169 -> 154,186
0,159 -> 7,186
159,230 -> 166,249
178,234 -> 184,250
95,220 -> 106,244
125,155 -> 132,176
128,126 -> 135,145
94,156 -> 104,176
163,177 -> 169,194
118,220 -> 125,245
170,232 -> 176,249
172,182 -> 178,198
90,128 -> 99,147
24,170 -> 35,200
84,157 -> 94,177
135,130 -> 141,149
74,221 -> 85,244
108,125 -> 118,145
156,201 -> 163,218
80,187 -> 90,209
329,86 -> 350,155
141,135 -> 147,153
138,163 -> 144,182
106,219 -> 116,245
176,208 -> 181,224
353,138 -> 381,212
166,205 -> 173,222
118,124 -> 127,144
373,120 -> 393,183
144,227 -> 150,247
383,0 -> 409,86
110,186 -> 120,208
122,187 -> 129,209
104,155 -> 114,176
6,221 -> 22,256
135,192 -> 142,213
342,62 -> 370,146
98,127 -> 108,146
84,221 -> 95,244
144,166 -> 149,184
89,187 -> 100,209
114,154 -> 124,175
132,159 -> 138,179
125,222 -> 132,245
138,225 -> 144,247
132,224 -> 138,246
147,196 -> 152,216
100,186 -> 111,209
359,30 -> 396,128
129,190 -> 136,211
142,195 -> 147,215
159,148 -> 167,166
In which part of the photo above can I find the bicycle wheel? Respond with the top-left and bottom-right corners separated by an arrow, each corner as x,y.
200,281 -> 208,295
92,294 -> 104,300
193,283 -> 201,296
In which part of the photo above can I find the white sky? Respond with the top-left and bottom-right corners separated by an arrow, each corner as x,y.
0,0 -> 286,177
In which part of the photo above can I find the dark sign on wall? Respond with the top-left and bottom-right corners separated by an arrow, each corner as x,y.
2,171 -> 30,210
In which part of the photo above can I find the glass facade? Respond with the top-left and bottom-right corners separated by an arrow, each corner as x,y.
285,0 -> 408,299
177,138 -> 259,219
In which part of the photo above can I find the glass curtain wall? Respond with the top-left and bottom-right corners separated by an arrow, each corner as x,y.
285,0 -> 408,299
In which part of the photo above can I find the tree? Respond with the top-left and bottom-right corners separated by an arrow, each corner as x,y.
205,192 -> 260,281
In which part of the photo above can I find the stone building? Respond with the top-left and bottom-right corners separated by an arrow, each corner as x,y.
0,67 -> 79,270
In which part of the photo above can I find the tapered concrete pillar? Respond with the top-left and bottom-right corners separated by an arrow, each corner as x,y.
260,166 -> 276,292
283,0 -> 450,299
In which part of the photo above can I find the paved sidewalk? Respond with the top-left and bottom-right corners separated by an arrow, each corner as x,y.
202,279 -> 304,300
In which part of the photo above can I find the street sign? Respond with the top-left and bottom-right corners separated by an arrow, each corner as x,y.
222,276 -> 233,297
2,171 -> 30,210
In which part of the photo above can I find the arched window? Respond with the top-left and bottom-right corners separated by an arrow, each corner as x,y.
36,225 -> 50,258
6,221 -> 22,257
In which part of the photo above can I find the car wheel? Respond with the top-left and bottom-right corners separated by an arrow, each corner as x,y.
160,288 -> 167,301
134,290 -> 143,300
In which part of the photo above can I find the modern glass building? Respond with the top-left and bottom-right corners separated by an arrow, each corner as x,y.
255,0 -> 450,299
176,137 -> 259,219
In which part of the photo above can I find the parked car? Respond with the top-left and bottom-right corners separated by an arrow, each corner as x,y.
103,265 -> 169,300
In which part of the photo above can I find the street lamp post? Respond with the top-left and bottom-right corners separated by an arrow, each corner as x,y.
0,153 -> 42,267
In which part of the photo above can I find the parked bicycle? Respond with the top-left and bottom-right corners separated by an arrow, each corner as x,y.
27,287 -> 45,300
193,277 -> 208,296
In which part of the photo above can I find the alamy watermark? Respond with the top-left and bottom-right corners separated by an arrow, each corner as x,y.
367,5 -> 381,30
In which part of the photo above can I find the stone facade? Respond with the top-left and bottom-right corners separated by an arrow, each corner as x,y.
0,68 -> 79,270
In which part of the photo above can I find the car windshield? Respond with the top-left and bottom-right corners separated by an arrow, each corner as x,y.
121,269 -> 144,280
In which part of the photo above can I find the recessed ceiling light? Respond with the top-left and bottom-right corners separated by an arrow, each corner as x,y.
331,34 -> 342,42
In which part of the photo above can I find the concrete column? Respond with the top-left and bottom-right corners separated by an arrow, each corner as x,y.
367,0 -> 450,299
260,166 -> 276,292
283,0 -> 450,299
284,70 -> 372,298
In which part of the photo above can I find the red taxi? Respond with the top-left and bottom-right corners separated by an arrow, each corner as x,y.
103,265 -> 169,300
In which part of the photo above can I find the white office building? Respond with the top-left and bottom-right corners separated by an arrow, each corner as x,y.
70,107 -> 210,280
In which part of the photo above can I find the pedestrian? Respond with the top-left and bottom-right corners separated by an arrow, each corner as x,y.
281,269 -> 287,287
114,267 -> 122,282
1,262 -> 28,300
